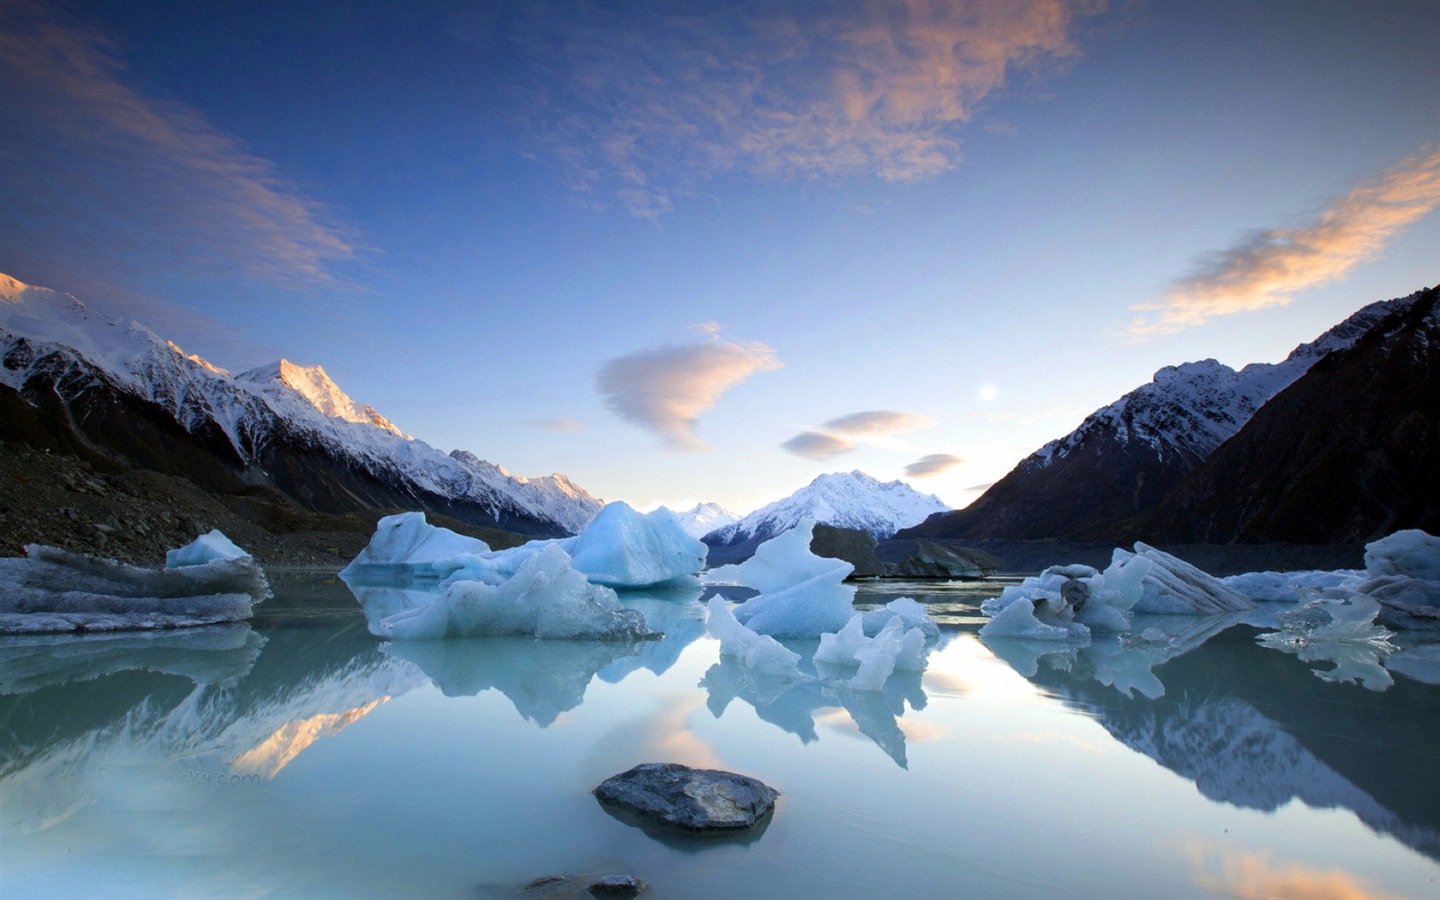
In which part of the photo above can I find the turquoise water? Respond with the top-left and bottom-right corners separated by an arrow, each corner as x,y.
2,573 -> 1438,898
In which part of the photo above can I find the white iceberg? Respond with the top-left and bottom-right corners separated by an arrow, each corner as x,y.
705,596 -> 808,681
708,520 -> 858,638
1364,529 -> 1440,581
165,529 -> 251,568
1256,594 -> 1397,691
373,544 -> 654,641
1222,568 -> 1364,602
815,614 -> 928,691
564,501 -> 707,588
339,511 -> 492,581
0,541 -> 270,633
981,543 -> 1252,641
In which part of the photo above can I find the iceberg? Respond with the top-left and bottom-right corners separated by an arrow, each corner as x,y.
814,615 -> 928,691
1256,594 -> 1397,690
339,511 -> 492,581
981,543 -> 1253,641
373,543 -> 654,641
342,503 -> 705,591
708,520 -> 858,638
165,529 -> 251,568
705,596 -> 808,681
0,541 -> 270,633
565,502 -> 707,588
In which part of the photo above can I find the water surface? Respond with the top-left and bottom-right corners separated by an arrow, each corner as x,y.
2,573 -> 1437,898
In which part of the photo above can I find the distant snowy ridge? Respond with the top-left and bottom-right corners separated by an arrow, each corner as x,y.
706,471 -> 950,544
1026,295 -> 1410,472
0,274 -> 602,535
672,502 -> 740,539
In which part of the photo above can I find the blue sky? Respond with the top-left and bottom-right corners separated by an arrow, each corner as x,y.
2,0 -> 1438,514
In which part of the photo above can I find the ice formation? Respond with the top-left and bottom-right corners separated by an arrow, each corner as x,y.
339,511 -> 492,581
343,503 -> 705,590
165,529 -> 251,568
814,614 -> 928,691
564,502 -> 707,588
705,596 -> 807,681
0,542 -> 270,633
708,520 -> 858,637
981,543 -> 1255,641
371,544 -> 654,641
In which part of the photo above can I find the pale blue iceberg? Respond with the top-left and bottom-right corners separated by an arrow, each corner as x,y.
374,544 -> 653,641
165,529 -> 251,568
0,542 -> 270,633
565,502 -> 706,588
708,520 -> 857,638
339,511 -> 491,581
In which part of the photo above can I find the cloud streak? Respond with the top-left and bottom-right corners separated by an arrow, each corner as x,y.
0,2 -> 359,290
505,0 -> 1098,216
598,334 -> 781,451
905,453 -> 964,477
1129,146 -> 1440,336
781,431 -> 857,461
823,410 -> 933,435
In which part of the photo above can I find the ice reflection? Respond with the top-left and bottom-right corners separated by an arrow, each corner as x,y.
700,651 -> 928,768
989,623 -> 1440,861
383,637 -> 649,726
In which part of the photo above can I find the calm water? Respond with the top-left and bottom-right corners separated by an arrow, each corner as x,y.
3,573 -> 1438,898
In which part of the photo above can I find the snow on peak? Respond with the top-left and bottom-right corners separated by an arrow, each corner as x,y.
1027,291 -> 1425,471
671,502 -> 741,538
448,450 -> 603,535
238,359 -> 409,438
167,341 -> 231,377
706,470 -> 951,543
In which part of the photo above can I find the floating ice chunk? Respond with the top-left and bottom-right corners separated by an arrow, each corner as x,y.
710,521 -> 857,638
708,518 -> 853,592
1222,569 -> 1364,602
566,502 -> 707,588
1364,529 -> 1440,581
980,594 -> 1089,641
0,544 -> 270,633
340,512 -> 491,581
860,597 -> 939,639
166,529 -> 250,568
705,596 -> 808,681
1128,544 -> 1254,614
375,544 -> 653,641
1260,594 -> 1394,647
816,615 -> 928,691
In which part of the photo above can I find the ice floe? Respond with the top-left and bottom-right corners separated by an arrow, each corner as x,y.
0,538 -> 270,633
370,543 -> 654,641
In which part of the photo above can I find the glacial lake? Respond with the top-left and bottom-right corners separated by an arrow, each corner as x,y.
3,573 -> 1439,899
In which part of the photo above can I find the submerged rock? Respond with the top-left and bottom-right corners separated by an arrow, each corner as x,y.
593,763 -> 778,832
588,874 -> 647,897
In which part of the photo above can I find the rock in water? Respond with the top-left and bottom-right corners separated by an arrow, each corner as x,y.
588,874 -> 647,897
594,763 -> 777,832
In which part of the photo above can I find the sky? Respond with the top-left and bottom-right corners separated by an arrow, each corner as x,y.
2,0 -> 1438,516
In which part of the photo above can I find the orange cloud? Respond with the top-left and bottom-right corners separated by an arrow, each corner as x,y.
598,332 -> 781,451
905,453 -> 964,477
781,430 -> 857,460
822,410 -> 933,435
1129,146 -> 1440,336
506,0 -> 1100,216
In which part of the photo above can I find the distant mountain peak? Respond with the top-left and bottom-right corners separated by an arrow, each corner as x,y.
671,501 -> 740,539
706,469 -> 950,546
238,359 -> 410,439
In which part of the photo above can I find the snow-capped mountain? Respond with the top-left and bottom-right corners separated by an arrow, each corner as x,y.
704,471 -> 950,548
901,287 -> 1431,543
0,274 -> 601,536
238,360 -> 410,438
671,502 -> 740,539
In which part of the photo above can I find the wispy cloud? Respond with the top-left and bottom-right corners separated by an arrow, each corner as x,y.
781,431 -> 857,461
1128,146 -> 1440,337
534,418 -> 587,433
0,2 -> 359,291
597,332 -> 781,451
503,0 -> 1099,216
905,453 -> 964,477
823,410 -> 933,435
